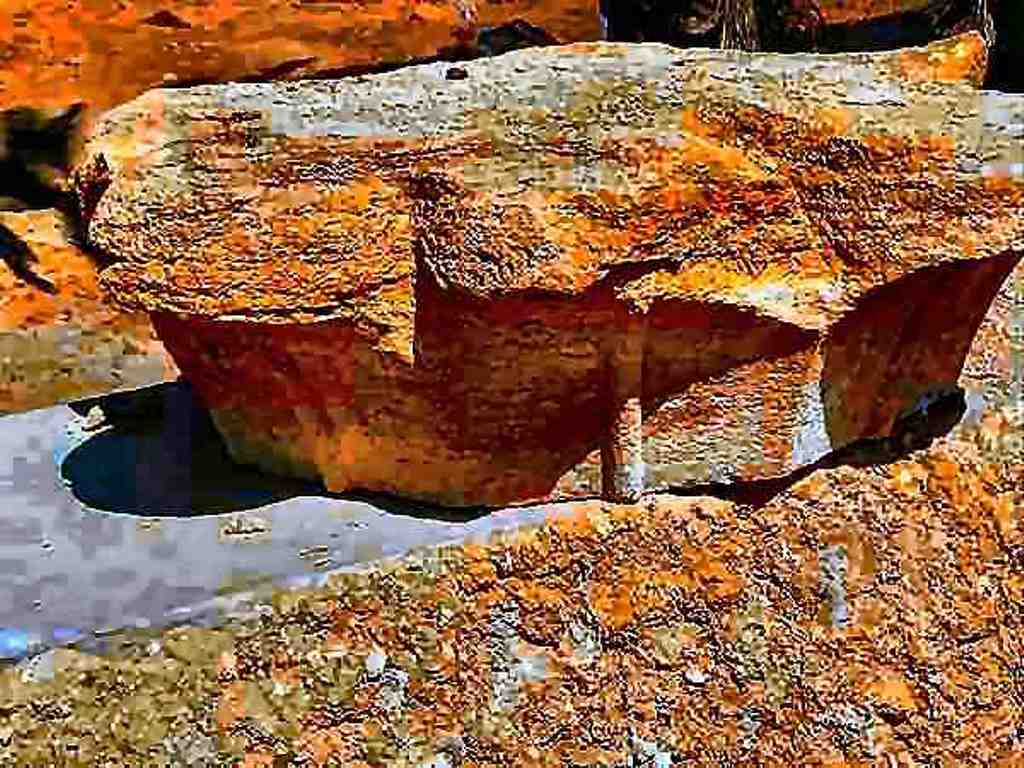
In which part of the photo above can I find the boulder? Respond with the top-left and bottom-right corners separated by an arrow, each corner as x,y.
77,34 -> 1023,506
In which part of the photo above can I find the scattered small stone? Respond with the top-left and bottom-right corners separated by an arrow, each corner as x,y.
819,703 -> 877,757
419,754 -> 453,768
217,514 -> 270,542
489,602 -> 521,713
739,707 -> 763,752
628,732 -> 673,767
16,649 -> 56,684
514,649 -> 548,685
365,647 -> 387,678
684,667 -> 707,686
141,9 -> 192,30
298,544 -> 330,559
445,66 -> 469,80
163,729 -> 219,768
377,666 -> 410,713
819,545 -> 850,630
568,619 -> 601,664
81,404 -> 107,431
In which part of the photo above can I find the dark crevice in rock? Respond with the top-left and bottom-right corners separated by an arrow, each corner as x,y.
140,9 -> 192,30
235,57 -> 320,84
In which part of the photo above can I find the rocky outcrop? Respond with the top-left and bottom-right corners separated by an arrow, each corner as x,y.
0,1 -> 601,413
77,34 -> 1023,507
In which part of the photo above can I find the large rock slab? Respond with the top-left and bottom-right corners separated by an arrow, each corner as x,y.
77,34 -> 1023,506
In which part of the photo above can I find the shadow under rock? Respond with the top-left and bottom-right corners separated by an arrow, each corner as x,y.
61,380 -> 498,521
60,379 -> 966,519
61,380 -> 322,517
670,385 -> 968,509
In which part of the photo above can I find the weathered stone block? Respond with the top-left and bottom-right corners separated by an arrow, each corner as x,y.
77,35 -> 1023,506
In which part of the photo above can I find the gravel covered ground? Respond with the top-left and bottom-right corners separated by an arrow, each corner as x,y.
1,405 -> 1021,766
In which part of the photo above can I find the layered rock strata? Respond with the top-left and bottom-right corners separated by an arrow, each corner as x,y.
77,34 -> 1023,506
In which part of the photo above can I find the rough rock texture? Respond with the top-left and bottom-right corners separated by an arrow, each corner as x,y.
79,34 -> 1023,506
0,211 -> 176,414
0,2 -> 598,413
2,434 -> 1022,766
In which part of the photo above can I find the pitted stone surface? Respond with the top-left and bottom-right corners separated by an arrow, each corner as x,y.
77,35 -> 1023,505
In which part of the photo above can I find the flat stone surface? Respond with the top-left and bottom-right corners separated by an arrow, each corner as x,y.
81,34 -> 1013,328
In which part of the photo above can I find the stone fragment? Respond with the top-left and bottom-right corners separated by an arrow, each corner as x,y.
78,35 -> 1024,506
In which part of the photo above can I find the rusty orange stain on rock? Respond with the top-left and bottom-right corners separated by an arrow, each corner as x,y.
864,672 -> 919,712
821,0 -> 936,24
216,679 -> 248,732
896,30 -> 989,87
67,39 -> 1024,506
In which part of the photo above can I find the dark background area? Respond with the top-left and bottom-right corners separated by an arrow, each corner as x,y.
600,0 -> 1023,92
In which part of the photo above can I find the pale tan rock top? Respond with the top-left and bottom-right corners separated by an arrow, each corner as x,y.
77,34 -> 1022,355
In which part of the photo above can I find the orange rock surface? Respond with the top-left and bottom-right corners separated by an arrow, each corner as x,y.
820,0 -> 935,24
0,210 -> 176,413
0,0 -> 601,414
0,0 -> 601,118
3,422 -> 1020,765
78,34 -> 1023,505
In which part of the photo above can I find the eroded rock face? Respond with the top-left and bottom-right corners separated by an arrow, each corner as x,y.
78,35 -> 1023,506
